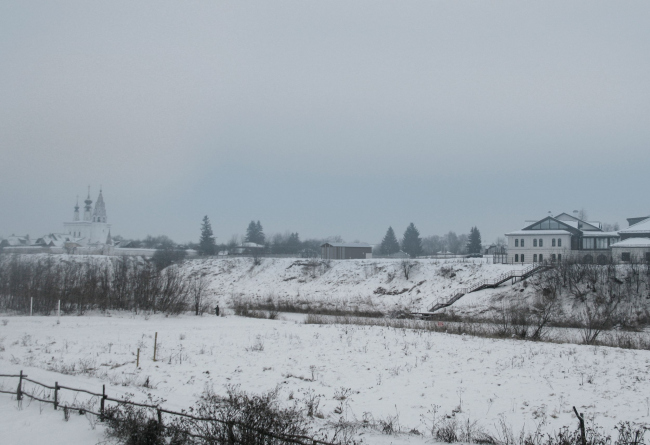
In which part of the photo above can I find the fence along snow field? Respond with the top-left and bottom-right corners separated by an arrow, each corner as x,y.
0,371 -> 340,445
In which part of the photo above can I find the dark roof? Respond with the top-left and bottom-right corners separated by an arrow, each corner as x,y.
520,216 -> 582,235
626,216 -> 650,228
321,242 -> 372,248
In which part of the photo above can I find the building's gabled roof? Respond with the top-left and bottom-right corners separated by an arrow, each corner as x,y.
321,242 -> 372,248
114,239 -> 136,248
610,237 -> 650,248
35,233 -> 75,248
553,213 -> 602,231
4,235 -> 31,246
619,217 -> 650,234
520,216 -> 583,235
626,216 -> 650,227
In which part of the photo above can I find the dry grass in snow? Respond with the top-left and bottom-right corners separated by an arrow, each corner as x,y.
1,314 -> 650,444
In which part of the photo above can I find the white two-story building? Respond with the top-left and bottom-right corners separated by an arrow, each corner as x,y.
505,212 -> 620,264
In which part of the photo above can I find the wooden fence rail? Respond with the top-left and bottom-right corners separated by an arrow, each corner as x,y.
0,371 -> 336,445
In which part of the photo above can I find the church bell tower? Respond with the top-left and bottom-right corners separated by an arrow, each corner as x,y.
83,187 -> 93,222
73,196 -> 80,222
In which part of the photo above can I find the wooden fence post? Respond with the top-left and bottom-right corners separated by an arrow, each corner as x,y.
30,298 -> 33,316
16,370 -> 23,401
227,422 -> 236,445
157,408 -> 162,425
137,348 -> 140,368
153,332 -> 158,362
573,406 -> 586,445
54,382 -> 59,410
100,385 -> 106,419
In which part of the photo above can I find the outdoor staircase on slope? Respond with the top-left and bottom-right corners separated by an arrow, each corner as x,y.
419,263 -> 551,315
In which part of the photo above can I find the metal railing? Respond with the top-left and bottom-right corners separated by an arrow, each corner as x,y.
424,263 -> 552,313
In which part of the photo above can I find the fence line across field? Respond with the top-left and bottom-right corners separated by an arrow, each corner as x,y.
0,371 -> 337,445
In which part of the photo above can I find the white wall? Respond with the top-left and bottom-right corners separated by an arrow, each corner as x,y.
611,246 -> 650,263
507,233 -> 572,263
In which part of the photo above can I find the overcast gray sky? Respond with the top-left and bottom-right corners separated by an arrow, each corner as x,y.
1,1 -> 649,244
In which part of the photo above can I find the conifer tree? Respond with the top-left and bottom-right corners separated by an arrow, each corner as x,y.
380,226 -> 400,255
467,226 -> 482,254
198,215 -> 216,256
286,232 -> 301,253
255,220 -> 265,244
401,223 -> 423,258
245,220 -> 265,244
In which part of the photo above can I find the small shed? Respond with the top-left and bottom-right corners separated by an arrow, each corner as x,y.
321,242 -> 372,260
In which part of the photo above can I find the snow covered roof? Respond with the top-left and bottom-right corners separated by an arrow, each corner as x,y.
619,217 -> 650,234
505,230 -> 570,236
582,232 -> 620,238
35,233 -> 75,247
321,242 -> 372,248
3,235 -> 31,246
610,237 -> 650,248
239,242 -> 264,248
553,213 -> 601,231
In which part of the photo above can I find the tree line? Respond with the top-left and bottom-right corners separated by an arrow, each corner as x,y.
0,255 -> 207,315
378,224 -> 482,258
196,217 -> 343,257
119,216 -> 485,260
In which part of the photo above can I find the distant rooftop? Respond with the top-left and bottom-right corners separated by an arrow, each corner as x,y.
611,237 -> 650,248
321,242 -> 372,248
619,217 -> 650,234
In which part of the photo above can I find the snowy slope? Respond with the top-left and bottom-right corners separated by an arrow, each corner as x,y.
181,258 -> 524,314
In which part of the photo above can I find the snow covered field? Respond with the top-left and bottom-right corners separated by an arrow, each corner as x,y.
1,314 -> 649,444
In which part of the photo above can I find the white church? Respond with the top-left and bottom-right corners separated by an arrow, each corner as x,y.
63,188 -> 112,247
1,188 -> 116,255
1,188 -> 197,257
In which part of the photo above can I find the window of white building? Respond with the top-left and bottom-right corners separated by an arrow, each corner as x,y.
582,238 -> 595,250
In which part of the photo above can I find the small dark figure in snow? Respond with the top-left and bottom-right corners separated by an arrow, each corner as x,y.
215,305 -> 220,316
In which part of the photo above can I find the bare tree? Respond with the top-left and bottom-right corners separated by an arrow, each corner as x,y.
190,274 -> 209,316
579,292 -> 621,344
529,275 -> 562,340
400,259 -> 416,280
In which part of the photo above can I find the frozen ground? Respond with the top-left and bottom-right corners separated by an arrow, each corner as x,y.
1,314 -> 649,444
